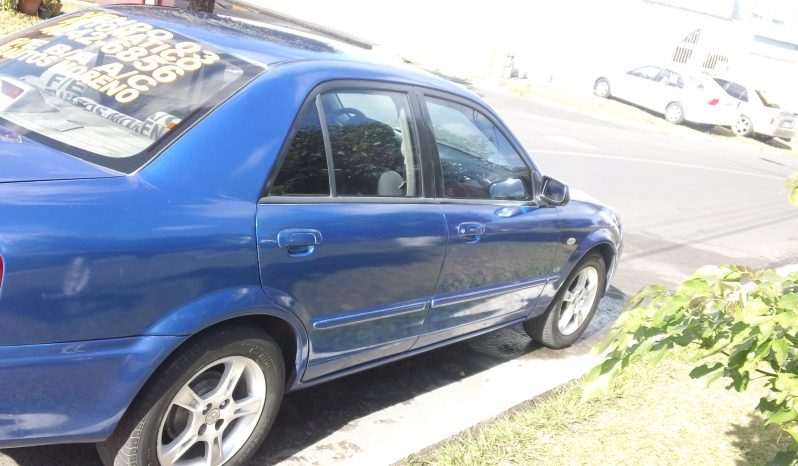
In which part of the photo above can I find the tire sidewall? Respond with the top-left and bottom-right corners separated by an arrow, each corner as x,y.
595,79 -> 610,98
548,255 -> 606,347
102,327 -> 284,466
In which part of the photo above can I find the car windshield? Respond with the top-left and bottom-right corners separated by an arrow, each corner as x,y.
0,10 -> 263,171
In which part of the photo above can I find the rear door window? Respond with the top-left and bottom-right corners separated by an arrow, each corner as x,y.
268,87 -> 422,198
0,10 -> 262,171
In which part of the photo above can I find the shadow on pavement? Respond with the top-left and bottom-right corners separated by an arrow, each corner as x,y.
1,444 -> 100,466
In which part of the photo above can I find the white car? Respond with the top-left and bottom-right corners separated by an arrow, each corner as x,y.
594,65 -> 736,127
713,78 -> 796,142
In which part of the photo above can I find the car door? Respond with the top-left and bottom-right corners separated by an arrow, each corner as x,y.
256,84 -> 447,381
413,94 -> 562,347
619,66 -> 662,110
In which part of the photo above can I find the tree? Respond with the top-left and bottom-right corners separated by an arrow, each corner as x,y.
584,173 -> 798,464
188,0 -> 215,13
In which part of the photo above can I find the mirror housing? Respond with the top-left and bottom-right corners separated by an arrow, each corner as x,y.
489,178 -> 529,201
539,176 -> 569,206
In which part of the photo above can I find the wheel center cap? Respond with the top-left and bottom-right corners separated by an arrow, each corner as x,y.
205,408 -> 221,425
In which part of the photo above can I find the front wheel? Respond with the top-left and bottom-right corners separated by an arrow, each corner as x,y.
594,78 -> 611,98
664,102 -> 685,124
524,254 -> 606,349
97,325 -> 285,466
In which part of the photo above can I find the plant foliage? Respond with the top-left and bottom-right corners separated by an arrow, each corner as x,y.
584,264 -> 798,464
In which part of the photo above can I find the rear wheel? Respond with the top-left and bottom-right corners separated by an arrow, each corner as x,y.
733,115 -> 753,137
524,254 -> 606,349
97,325 -> 285,466
594,78 -> 611,98
664,102 -> 685,124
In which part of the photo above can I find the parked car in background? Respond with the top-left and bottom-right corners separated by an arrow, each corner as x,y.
594,65 -> 735,127
0,7 -> 622,466
713,78 -> 796,142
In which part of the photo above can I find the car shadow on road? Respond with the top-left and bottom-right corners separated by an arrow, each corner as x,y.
0,287 -> 627,466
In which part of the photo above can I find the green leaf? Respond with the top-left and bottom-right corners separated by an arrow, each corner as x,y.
775,373 -> 798,394
689,362 -> 725,387
582,358 -> 621,402
780,292 -> 798,311
783,423 -> 798,446
774,338 -> 790,366
767,407 -> 798,424
777,312 -> 798,332
690,362 -> 724,379
786,173 -> 798,207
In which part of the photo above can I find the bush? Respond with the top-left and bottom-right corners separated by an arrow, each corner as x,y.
585,175 -> 798,465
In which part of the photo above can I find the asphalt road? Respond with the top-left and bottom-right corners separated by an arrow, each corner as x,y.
2,89 -> 797,466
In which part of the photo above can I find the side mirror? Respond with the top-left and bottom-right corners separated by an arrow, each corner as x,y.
539,176 -> 569,206
489,178 -> 529,201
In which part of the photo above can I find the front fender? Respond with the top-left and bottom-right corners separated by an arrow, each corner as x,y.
558,228 -> 621,292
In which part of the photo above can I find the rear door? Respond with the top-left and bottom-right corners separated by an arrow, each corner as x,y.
413,93 -> 561,348
256,83 -> 447,381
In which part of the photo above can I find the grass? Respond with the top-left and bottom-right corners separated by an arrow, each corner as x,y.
0,9 -> 41,35
404,348 -> 791,466
1,1 -> 88,37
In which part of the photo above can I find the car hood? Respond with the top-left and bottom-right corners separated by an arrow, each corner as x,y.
569,188 -> 605,206
0,126 -> 121,184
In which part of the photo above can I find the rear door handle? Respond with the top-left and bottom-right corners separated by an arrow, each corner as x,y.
457,222 -> 485,243
277,228 -> 323,257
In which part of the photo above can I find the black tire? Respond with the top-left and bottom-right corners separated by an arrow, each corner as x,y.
524,254 -> 606,349
97,325 -> 285,466
733,115 -> 753,137
594,78 -> 611,98
664,102 -> 685,125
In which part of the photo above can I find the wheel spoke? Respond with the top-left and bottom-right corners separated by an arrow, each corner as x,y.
562,289 -> 577,303
559,304 -> 575,328
173,385 -> 204,414
160,428 -> 199,466
229,395 -> 263,422
218,359 -> 247,398
205,434 -> 224,466
574,272 -> 588,293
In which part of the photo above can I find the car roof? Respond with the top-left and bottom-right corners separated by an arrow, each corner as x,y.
94,6 -> 478,100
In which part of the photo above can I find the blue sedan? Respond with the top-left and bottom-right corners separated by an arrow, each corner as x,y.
0,7 -> 622,466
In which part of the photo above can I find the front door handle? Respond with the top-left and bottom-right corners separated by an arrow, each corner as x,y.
457,222 -> 485,243
277,228 -> 323,257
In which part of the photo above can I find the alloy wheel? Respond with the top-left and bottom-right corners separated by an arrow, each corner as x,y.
734,116 -> 752,136
157,356 -> 267,466
557,266 -> 600,335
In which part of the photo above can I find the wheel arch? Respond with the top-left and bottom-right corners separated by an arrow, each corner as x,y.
105,307 -> 308,444
559,229 -> 620,294
137,288 -> 312,412
594,76 -> 609,86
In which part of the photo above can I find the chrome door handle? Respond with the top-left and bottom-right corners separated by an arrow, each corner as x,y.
277,228 -> 323,257
457,222 -> 485,243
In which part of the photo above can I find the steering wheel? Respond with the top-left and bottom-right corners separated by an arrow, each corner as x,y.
328,107 -> 367,126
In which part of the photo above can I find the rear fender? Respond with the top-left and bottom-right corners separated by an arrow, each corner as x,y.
145,285 -> 310,387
